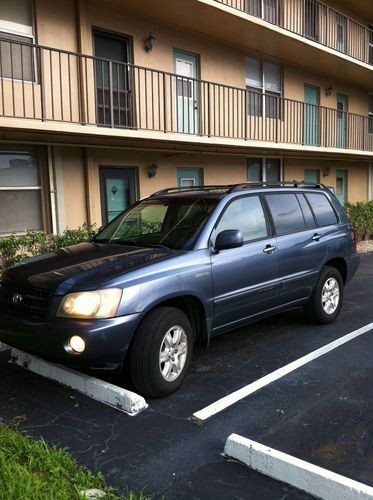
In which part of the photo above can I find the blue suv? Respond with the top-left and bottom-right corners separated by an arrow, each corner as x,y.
0,182 -> 359,397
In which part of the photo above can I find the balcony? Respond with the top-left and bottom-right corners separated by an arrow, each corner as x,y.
215,0 -> 373,66
0,38 -> 372,156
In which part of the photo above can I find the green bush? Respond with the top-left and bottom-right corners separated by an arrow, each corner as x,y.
0,223 -> 97,273
345,201 -> 373,242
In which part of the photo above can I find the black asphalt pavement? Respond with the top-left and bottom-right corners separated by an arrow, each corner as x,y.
0,254 -> 372,499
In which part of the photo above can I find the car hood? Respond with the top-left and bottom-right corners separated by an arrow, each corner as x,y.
3,242 -> 176,295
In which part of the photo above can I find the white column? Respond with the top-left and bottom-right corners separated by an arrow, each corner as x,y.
47,146 -> 66,234
369,163 -> 373,201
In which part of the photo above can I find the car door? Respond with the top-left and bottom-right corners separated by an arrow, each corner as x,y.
264,192 -> 328,303
210,194 -> 281,331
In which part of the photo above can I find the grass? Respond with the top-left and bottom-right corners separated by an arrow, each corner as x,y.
0,419 -> 143,500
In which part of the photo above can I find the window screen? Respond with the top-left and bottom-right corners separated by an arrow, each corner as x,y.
266,194 -> 305,235
216,196 -> 268,243
0,0 -> 34,81
306,193 -> 338,227
0,151 -> 43,234
265,158 -> 281,182
245,57 -> 282,118
247,158 -> 263,181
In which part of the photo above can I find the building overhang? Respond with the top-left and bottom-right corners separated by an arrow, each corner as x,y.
0,118 -> 372,162
99,0 -> 373,89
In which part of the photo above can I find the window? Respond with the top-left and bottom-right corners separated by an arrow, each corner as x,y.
265,194 -> 305,235
369,94 -> 373,135
296,194 -> 316,229
245,0 -> 278,24
336,13 -> 347,53
216,196 -> 268,243
0,150 -> 44,235
306,193 -> 338,227
245,57 -> 282,118
247,158 -> 282,182
0,0 -> 35,81
304,169 -> 320,184
304,0 -> 319,41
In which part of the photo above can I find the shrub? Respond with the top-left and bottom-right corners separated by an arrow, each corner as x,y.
0,223 -> 97,273
345,201 -> 373,242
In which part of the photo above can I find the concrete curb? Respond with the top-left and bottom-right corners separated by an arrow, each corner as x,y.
224,434 -> 373,500
11,349 -> 148,416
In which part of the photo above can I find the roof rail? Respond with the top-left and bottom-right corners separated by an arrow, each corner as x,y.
151,185 -> 232,196
228,181 -> 326,192
150,181 -> 328,198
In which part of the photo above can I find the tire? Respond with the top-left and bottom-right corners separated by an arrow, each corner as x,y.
130,307 -> 193,397
304,266 -> 344,324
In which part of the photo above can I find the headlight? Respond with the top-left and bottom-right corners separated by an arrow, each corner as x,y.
57,288 -> 123,319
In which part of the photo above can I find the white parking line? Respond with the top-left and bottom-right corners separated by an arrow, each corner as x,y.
11,349 -> 148,416
193,322 -> 373,422
224,434 -> 373,500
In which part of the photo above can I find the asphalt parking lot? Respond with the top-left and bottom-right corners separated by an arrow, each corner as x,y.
0,254 -> 373,499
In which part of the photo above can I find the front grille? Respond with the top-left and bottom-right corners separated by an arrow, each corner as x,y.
0,279 -> 51,320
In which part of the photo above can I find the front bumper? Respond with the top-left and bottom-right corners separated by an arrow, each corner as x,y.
0,309 -> 144,370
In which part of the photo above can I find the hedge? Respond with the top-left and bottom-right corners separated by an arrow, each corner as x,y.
345,201 -> 373,242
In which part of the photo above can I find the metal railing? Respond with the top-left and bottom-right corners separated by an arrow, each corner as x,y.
216,0 -> 373,66
0,38 -> 372,152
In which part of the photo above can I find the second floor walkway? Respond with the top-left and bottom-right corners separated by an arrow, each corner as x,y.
0,39 -> 372,156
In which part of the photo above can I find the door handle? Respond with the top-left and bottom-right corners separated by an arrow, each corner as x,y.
263,244 -> 276,254
312,233 -> 323,241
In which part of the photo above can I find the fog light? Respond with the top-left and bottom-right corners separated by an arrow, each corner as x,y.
69,336 -> 85,353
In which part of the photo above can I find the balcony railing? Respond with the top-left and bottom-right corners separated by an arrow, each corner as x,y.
0,38 -> 372,152
216,0 -> 373,66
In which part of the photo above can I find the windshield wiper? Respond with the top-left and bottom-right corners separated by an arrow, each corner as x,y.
139,243 -> 171,250
100,239 -> 171,250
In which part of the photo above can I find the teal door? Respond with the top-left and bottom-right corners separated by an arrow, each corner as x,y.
304,85 -> 320,146
99,167 -> 137,224
336,170 -> 347,206
177,168 -> 203,188
174,51 -> 199,134
304,169 -> 320,184
337,94 -> 348,149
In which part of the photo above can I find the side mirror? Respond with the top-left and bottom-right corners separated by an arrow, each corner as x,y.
215,229 -> 244,251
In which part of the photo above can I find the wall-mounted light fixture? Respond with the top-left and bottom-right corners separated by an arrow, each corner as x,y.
145,33 -> 156,53
323,165 -> 331,177
325,86 -> 333,96
147,162 -> 158,178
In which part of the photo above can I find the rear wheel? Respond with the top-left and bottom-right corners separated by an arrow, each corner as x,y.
304,266 -> 344,324
130,307 -> 193,397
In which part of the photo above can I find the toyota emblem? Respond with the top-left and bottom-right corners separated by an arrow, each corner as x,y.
12,293 -> 23,305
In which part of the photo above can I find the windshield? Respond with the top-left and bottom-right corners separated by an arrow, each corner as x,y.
95,197 -> 218,250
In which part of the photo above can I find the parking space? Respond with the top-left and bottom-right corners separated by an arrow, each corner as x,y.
0,254 -> 372,498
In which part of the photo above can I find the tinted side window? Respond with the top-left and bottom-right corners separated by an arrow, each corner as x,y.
216,196 -> 268,243
265,194 -> 305,235
297,194 -> 316,229
306,193 -> 338,227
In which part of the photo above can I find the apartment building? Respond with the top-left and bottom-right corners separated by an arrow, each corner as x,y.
0,0 -> 372,235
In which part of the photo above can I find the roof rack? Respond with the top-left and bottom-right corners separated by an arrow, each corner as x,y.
228,181 -> 326,192
150,181 -> 327,198
151,185 -> 232,196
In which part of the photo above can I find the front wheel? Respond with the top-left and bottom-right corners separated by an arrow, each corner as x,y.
304,266 -> 344,324
130,307 -> 193,397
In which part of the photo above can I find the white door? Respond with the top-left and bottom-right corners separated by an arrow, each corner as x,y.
174,51 -> 199,134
